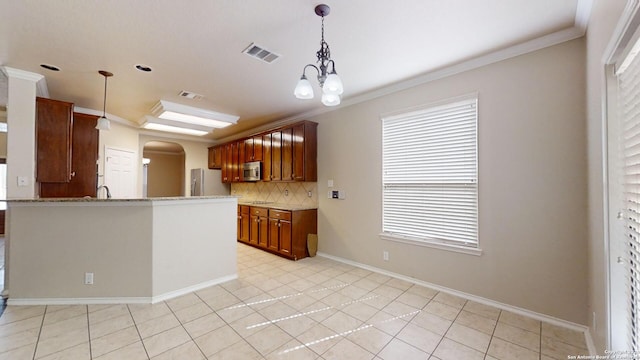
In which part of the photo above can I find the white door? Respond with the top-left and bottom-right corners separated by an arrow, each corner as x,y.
104,147 -> 136,199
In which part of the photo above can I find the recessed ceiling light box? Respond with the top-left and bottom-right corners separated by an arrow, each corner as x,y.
142,100 -> 239,136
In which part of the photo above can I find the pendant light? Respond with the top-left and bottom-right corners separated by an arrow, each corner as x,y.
95,70 -> 113,130
294,4 -> 344,106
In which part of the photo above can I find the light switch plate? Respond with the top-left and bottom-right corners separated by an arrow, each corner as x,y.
17,176 -> 29,187
328,179 -> 334,188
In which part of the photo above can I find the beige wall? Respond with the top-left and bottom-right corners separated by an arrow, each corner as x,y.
139,135 -> 219,197
144,150 -> 185,197
310,38 -> 588,325
586,0 -> 628,352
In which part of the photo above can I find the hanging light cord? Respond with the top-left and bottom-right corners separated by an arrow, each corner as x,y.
101,74 -> 107,118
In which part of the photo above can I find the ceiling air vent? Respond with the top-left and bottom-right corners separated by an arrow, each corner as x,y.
178,90 -> 203,100
242,43 -> 280,64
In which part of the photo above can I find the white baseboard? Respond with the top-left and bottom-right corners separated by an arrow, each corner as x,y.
151,274 -> 238,303
6,274 -> 238,306
7,297 -> 151,306
317,251 -> 593,350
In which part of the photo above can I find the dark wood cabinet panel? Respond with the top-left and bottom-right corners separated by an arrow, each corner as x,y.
40,112 -> 98,197
36,97 -> 74,183
244,136 -> 263,162
238,205 -> 250,242
270,131 -> 282,181
281,128 -> 293,181
293,122 -> 317,181
208,145 -> 223,169
262,133 -> 272,182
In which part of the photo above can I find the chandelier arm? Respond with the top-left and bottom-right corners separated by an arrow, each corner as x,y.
302,64 -> 320,77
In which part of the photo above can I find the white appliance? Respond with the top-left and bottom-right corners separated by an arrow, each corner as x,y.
190,168 -> 230,196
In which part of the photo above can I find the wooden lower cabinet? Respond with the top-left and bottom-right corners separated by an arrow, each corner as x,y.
238,205 -> 317,260
237,205 -> 250,242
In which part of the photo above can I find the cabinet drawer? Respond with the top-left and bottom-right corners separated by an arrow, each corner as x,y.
269,209 -> 292,221
239,205 -> 250,215
250,207 -> 268,217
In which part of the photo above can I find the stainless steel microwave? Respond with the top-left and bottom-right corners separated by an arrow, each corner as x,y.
243,161 -> 261,181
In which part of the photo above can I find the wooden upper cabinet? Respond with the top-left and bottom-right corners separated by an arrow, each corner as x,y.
218,120 -> 317,183
208,145 -> 223,169
244,136 -> 263,162
270,131 -> 282,181
36,97 -> 74,183
292,121 -> 318,181
262,133 -> 272,182
40,113 -> 99,197
281,128 -> 293,181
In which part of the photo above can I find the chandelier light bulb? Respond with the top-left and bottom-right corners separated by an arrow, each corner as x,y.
294,76 -> 314,99
321,93 -> 341,106
322,73 -> 343,95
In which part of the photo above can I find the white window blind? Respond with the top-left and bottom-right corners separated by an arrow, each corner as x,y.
382,97 -> 478,249
618,46 -> 640,351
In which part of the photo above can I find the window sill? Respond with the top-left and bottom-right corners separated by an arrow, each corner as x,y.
379,233 -> 482,256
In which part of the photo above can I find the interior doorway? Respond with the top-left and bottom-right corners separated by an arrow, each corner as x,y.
143,141 -> 185,197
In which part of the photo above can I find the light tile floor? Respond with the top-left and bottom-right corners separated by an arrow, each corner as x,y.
0,243 -> 589,360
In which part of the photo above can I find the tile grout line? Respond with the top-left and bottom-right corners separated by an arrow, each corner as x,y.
169,294 -> 218,360
192,289 -> 266,359
30,305 -> 47,360
85,305 -> 92,360
126,304 -> 151,360
484,309 -> 502,360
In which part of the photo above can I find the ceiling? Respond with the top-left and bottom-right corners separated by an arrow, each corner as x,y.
0,0 -> 585,141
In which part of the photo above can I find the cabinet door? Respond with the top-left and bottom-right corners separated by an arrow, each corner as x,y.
262,133 -> 272,181
244,138 -> 254,162
249,215 -> 259,244
221,144 -> 229,182
40,113 -> 98,197
36,97 -> 74,183
279,219 -> 292,255
271,131 -> 282,181
258,215 -> 269,248
252,135 -> 263,161
268,218 -> 280,251
208,146 -> 223,169
208,147 -> 216,169
225,143 -> 234,182
238,206 -> 250,242
282,128 -> 293,181
292,123 -> 306,181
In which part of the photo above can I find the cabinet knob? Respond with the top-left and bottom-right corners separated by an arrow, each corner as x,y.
70,171 -> 76,178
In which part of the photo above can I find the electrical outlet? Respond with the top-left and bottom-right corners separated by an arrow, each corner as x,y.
84,272 -> 94,285
383,251 -> 389,261
308,191 -> 312,197
284,189 -> 289,196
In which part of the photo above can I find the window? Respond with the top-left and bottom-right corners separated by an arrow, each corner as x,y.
381,96 -> 479,254
615,38 -> 640,351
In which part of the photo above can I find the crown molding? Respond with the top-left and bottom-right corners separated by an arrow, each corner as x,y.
1,66 -> 50,98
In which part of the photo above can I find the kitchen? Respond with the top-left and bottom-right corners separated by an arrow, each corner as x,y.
0,0 -> 630,358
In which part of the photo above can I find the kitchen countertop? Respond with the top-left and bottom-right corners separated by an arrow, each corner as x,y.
9,195 -> 238,203
237,201 -> 318,211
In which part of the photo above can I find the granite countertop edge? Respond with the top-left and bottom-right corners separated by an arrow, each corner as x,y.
8,195 -> 239,203
237,201 -> 318,211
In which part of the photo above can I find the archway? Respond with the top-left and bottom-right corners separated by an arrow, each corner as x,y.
143,141 -> 185,197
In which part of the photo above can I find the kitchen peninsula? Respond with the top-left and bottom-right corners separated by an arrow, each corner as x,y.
6,196 -> 237,305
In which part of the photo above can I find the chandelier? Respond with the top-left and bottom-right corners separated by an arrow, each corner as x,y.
293,4 -> 344,106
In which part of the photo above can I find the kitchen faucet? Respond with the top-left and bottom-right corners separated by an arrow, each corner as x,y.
97,185 -> 112,199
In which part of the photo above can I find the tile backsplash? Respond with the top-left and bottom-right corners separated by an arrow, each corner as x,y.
231,182 -> 318,206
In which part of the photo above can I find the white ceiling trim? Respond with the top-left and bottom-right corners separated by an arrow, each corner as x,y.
575,0 -> 595,32
2,66 -> 49,98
